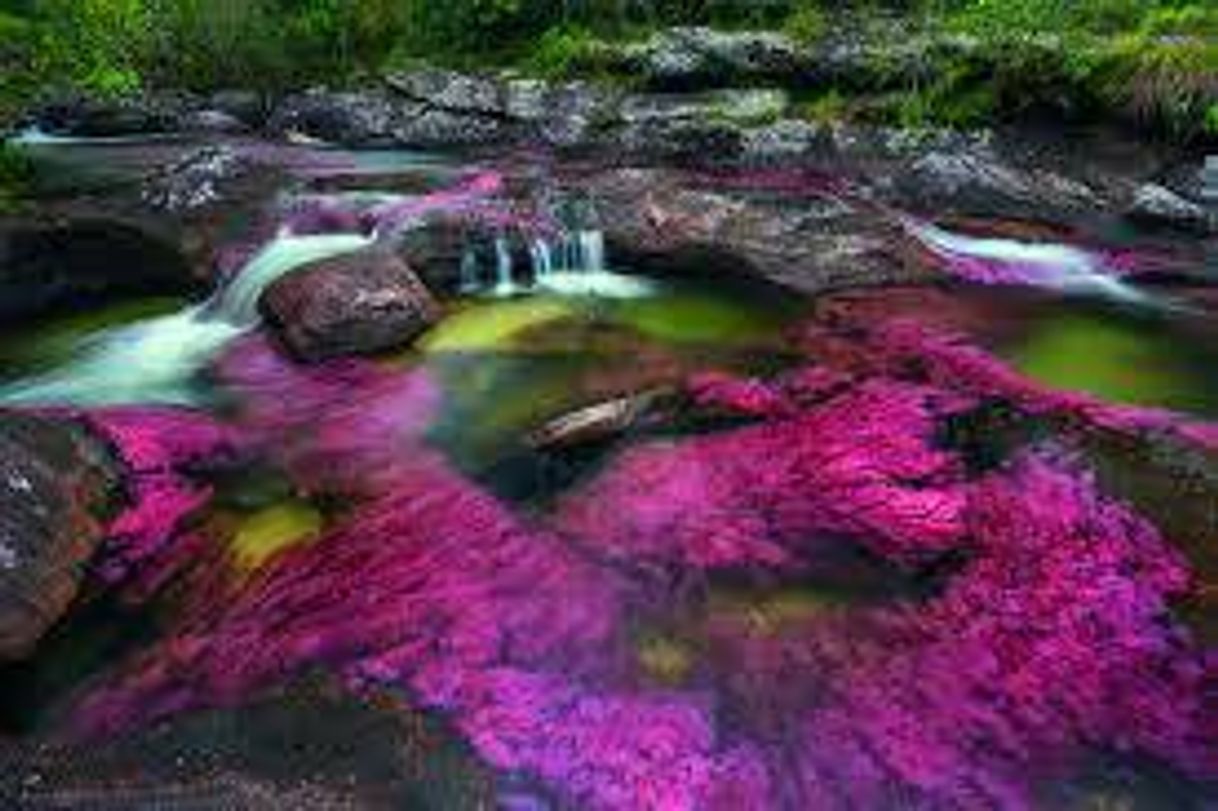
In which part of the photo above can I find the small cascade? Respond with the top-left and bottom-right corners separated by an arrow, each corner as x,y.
493,236 -> 519,297
0,231 -> 371,407
530,228 -> 653,298
459,249 -> 481,293
208,232 -> 373,326
530,239 -> 555,283
906,219 -> 1156,307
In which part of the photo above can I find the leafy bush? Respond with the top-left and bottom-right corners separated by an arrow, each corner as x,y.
525,25 -> 607,79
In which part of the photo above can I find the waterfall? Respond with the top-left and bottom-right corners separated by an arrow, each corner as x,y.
493,236 -> 519,297
530,239 -> 554,282
530,228 -> 652,298
906,220 -> 1153,306
207,232 -> 373,326
0,231 -> 371,407
459,249 -> 481,293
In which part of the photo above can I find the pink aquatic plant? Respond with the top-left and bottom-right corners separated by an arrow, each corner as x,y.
78,407 -> 244,596
64,298 -> 1218,808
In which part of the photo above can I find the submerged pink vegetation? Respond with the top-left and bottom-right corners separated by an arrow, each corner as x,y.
66,303 -> 1218,808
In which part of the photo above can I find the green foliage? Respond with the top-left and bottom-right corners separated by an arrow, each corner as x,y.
0,0 -> 1216,143
1206,103 -> 1218,136
524,25 -> 626,80
0,142 -> 32,213
783,3 -> 827,45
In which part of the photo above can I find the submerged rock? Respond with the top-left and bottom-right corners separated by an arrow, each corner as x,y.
260,249 -> 441,362
0,412 -> 120,660
0,678 -> 498,810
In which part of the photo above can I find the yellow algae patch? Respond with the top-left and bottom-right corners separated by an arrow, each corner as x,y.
420,297 -> 575,353
231,500 -> 323,571
637,634 -> 696,686
612,291 -> 777,346
709,588 -> 837,636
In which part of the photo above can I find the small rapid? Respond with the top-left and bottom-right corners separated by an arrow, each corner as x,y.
461,228 -> 654,299
905,218 -> 1162,307
0,232 -> 372,407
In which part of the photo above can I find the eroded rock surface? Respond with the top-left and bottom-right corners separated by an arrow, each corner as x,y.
0,412 -> 121,660
260,249 -> 441,361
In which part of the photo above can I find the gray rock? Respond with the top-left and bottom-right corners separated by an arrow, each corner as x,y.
1127,182 -> 1212,233
0,218 -> 196,324
140,146 -> 248,212
620,89 -> 788,125
0,411 -> 121,661
583,168 -> 933,295
28,92 -> 191,137
742,119 -> 826,162
385,68 -> 505,115
181,109 -> 248,135
627,27 -> 810,89
0,678 -> 498,810
261,249 -> 441,361
209,89 -> 267,127
267,89 -> 400,146
390,103 -> 518,149
891,145 -> 1101,220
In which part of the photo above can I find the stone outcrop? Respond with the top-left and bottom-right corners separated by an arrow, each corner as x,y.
580,167 -> 935,295
0,411 -> 121,661
0,218 -> 197,325
260,248 -> 441,361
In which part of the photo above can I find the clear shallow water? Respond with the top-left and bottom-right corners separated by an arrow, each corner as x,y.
3,138 -> 1217,808
1005,296 -> 1218,419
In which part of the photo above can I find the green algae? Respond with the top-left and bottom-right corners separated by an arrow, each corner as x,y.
230,500 -> 324,571
1013,311 -> 1218,416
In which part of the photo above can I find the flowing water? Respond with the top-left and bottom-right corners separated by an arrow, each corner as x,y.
2,136 -> 1217,809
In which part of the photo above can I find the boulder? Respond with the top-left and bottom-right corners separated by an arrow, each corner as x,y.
0,218 -> 197,324
385,68 -> 505,116
889,144 -> 1104,222
267,89 -> 401,147
1126,182 -> 1213,234
622,27 -> 811,90
26,92 -> 191,137
582,168 -> 934,295
260,249 -> 441,361
208,89 -> 269,128
139,145 -> 249,212
0,411 -> 121,661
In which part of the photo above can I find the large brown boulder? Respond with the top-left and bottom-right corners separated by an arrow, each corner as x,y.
0,411 -> 121,661
260,249 -> 441,362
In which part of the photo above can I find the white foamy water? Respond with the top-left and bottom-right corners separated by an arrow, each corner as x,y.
464,229 -> 654,300
908,220 -> 1153,306
0,232 -> 371,407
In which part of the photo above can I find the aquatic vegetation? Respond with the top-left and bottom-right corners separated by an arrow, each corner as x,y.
1013,311 -> 1218,416
228,500 -> 323,572
419,297 -> 574,353
53,289 -> 1217,808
